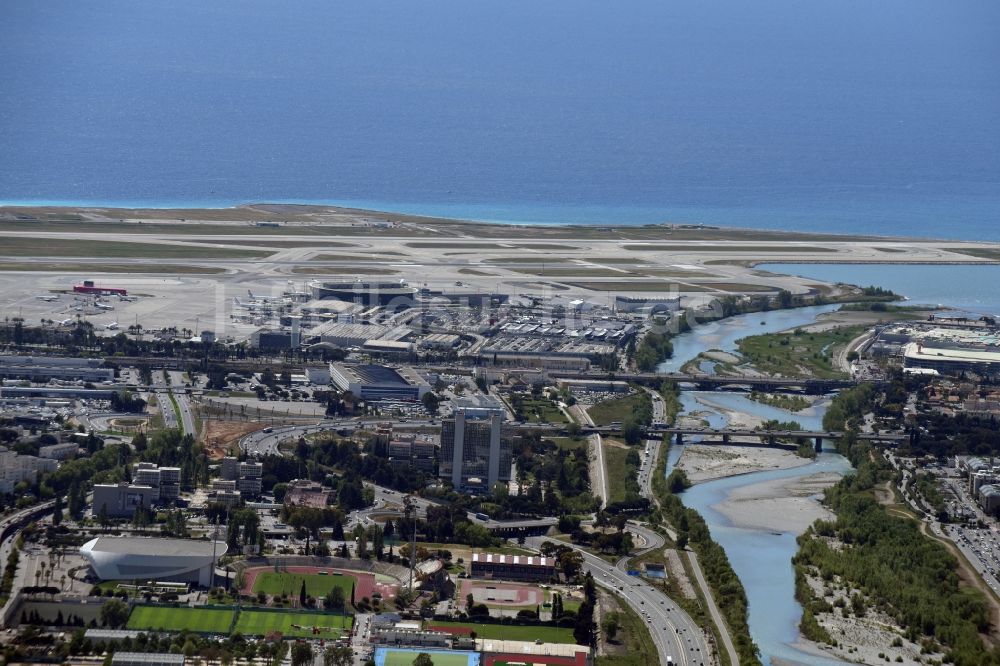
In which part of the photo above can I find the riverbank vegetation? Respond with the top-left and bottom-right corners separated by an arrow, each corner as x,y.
736,325 -> 864,379
747,391 -> 810,412
652,459 -> 762,666
795,386 -> 999,666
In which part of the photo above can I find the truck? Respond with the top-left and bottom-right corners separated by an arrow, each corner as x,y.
474,512 -> 489,521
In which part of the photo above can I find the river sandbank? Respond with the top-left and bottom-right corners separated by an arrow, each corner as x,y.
712,472 -> 840,534
675,444 -> 813,484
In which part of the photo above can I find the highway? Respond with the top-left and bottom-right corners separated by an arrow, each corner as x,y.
240,421 -> 357,456
175,391 -> 196,436
527,535 -> 709,666
633,417 -> 740,666
150,371 -> 180,430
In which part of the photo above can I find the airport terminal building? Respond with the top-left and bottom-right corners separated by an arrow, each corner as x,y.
80,536 -> 227,587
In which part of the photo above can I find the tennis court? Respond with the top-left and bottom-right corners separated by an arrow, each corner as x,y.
375,648 -> 479,666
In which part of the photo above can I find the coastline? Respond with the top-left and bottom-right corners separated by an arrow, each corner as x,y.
0,201 -> 951,240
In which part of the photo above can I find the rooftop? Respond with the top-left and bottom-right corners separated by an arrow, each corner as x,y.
81,536 -> 224,557
471,552 -> 553,567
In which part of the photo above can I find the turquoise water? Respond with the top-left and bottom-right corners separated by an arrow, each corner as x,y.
664,302 -> 855,665
2,0 -> 999,240
760,264 -> 1000,317
668,392 -> 851,666
657,304 -> 840,374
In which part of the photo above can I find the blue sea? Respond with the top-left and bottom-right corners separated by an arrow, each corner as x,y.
2,0 -> 1000,240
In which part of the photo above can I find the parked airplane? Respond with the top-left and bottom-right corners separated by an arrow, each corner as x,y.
233,297 -> 272,313
94,301 -> 114,310
58,318 -> 74,326
104,321 -> 119,330
35,294 -> 58,302
246,290 -> 282,304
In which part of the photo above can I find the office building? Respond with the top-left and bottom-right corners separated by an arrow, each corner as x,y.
439,408 -> 512,492
132,463 -> 181,500
329,364 -> 429,401
92,483 -> 158,518
220,457 -> 263,497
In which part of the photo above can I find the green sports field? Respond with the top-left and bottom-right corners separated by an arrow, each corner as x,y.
234,610 -> 353,639
127,606 -> 234,634
251,572 -> 357,598
378,649 -> 476,666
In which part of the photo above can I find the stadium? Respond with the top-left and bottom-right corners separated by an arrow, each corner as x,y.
80,537 -> 227,587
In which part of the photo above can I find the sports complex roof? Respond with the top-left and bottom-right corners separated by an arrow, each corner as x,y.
83,536 -> 219,557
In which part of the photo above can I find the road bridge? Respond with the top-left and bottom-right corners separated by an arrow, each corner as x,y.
633,426 -> 906,452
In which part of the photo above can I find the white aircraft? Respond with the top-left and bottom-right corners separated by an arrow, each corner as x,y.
35,294 -> 58,302
94,302 -> 114,310
104,321 -> 119,330
234,297 -> 273,313
246,290 -> 282,304
58,318 -> 74,326
118,295 -> 136,302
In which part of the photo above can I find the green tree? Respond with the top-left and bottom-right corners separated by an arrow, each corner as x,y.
52,494 -> 63,526
325,586 -> 346,611
602,612 -> 620,641
421,392 -> 440,415
412,654 -> 434,666
324,646 -> 354,666
100,599 -> 129,628
291,641 -> 313,666
667,469 -> 690,494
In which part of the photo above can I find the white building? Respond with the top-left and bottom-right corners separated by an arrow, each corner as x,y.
80,536 -> 227,587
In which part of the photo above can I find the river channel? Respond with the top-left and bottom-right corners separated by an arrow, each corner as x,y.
658,305 -> 853,666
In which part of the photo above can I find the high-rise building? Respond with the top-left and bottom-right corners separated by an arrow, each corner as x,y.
439,408 -> 511,492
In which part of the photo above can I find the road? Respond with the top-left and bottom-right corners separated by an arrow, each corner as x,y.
642,386 -> 667,424
175,391 -> 196,436
151,371 -> 180,430
527,535 -> 710,666
634,422 -> 739,666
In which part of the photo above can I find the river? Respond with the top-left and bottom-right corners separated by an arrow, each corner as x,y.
660,305 -> 854,666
